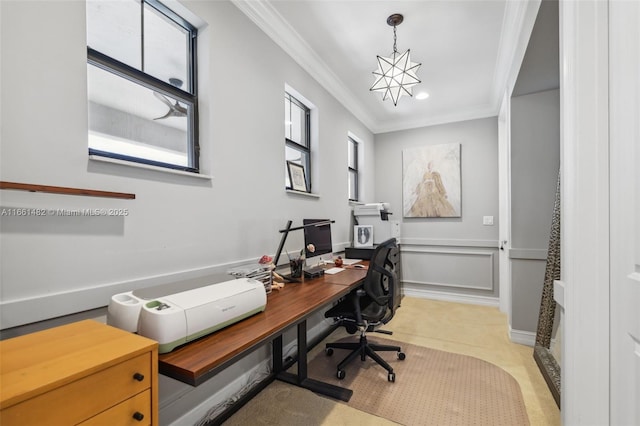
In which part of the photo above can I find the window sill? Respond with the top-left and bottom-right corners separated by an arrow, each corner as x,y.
286,189 -> 320,198
89,155 -> 213,180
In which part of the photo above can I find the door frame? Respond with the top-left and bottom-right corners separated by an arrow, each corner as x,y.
559,0 -> 610,423
497,91 -> 512,322
608,0 -> 640,424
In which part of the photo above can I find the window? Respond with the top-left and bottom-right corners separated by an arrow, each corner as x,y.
86,0 -> 199,172
348,137 -> 359,201
284,92 -> 311,191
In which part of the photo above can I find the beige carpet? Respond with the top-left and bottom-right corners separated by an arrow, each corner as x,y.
222,298 -> 559,426
222,380 -> 394,426
306,336 -> 530,426
224,337 -> 529,426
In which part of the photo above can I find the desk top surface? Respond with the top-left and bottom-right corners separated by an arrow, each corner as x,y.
158,266 -> 367,385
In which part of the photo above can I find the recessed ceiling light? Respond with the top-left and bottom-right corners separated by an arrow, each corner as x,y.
416,92 -> 430,100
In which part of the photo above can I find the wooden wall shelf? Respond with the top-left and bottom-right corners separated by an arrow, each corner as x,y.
0,181 -> 135,200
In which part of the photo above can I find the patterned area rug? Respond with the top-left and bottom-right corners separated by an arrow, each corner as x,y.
307,336 -> 530,426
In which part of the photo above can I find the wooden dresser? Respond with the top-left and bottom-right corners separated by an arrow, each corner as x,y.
0,320 -> 158,425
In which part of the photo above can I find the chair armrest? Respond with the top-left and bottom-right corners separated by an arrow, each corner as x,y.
350,288 -> 366,324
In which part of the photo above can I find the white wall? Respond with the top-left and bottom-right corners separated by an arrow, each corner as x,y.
509,89 -> 560,333
0,0 -> 374,329
374,118 -> 500,304
0,3 -> 376,422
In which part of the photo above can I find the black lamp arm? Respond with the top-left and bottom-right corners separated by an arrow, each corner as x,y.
272,220 -> 335,266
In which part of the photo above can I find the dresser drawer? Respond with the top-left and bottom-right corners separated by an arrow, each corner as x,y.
1,353 -> 151,425
81,390 -> 151,426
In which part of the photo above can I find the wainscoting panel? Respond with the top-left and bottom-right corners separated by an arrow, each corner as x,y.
401,246 -> 496,292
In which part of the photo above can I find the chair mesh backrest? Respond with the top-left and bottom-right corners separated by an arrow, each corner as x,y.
363,238 -> 399,321
386,246 -> 401,312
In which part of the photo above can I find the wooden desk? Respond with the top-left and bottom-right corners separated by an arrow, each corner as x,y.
159,266 -> 367,401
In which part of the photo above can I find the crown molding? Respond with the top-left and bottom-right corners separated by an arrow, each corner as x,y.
491,0 -> 542,106
231,0 -> 376,131
232,0 -> 540,134
374,103 -> 498,134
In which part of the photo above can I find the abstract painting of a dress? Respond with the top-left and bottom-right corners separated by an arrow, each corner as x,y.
403,144 -> 461,218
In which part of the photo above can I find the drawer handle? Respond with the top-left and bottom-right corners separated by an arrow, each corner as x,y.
133,411 -> 145,421
133,372 -> 145,382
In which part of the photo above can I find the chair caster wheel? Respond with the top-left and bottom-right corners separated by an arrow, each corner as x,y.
325,348 -> 334,356
337,370 -> 346,380
388,372 -> 396,382
398,352 -> 406,360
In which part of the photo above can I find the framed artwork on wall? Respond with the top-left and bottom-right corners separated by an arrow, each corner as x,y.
402,143 -> 461,218
287,161 -> 308,192
354,225 -> 374,247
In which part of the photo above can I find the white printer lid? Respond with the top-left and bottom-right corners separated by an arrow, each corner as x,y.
163,279 -> 258,310
354,202 -> 391,215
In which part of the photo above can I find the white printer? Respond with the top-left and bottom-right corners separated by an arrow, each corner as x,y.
107,278 -> 267,353
353,203 -> 399,244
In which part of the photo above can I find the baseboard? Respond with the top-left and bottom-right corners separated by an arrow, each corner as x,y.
509,327 -> 536,346
403,287 -> 499,307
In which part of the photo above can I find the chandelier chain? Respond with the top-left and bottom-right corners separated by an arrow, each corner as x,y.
393,25 -> 397,53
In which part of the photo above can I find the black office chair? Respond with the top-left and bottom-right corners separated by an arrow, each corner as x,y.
324,238 -> 405,382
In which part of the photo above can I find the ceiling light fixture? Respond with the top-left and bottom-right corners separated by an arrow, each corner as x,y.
370,14 -> 421,106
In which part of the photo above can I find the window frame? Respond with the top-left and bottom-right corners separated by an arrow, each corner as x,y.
285,92 -> 311,192
86,0 -> 199,173
348,136 -> 359,201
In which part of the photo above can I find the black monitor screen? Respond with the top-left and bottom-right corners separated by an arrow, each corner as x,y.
303,219 -> 332,258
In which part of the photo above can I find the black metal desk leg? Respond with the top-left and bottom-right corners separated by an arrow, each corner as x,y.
273,335 -> 283,373
296,320 -> 308,383
276,320 -> 352,401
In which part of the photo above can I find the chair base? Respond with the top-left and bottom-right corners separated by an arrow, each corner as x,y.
325,334 -> 405,382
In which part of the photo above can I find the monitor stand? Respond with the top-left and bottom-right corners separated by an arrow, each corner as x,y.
303,265 -> 325,279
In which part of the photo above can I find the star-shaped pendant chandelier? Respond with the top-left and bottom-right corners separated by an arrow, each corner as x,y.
370,14 -> 421,106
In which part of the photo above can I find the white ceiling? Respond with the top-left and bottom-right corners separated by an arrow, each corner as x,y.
232,0 -> 540,134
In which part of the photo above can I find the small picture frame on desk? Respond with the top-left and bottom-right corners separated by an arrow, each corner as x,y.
287,161 -> 308,192
354,225 -> 374,248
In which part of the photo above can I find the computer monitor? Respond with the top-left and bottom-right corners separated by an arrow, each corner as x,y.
303,219 -> 333,266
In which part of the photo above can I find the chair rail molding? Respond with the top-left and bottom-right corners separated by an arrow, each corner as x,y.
0,255 -> 270,329
400,238 -> 499,248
